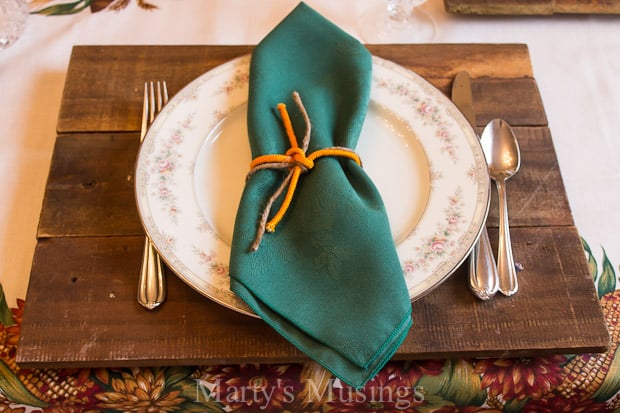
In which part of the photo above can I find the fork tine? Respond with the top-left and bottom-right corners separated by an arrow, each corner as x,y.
148,81 -> 155,124
141,81 -> 169,141
140,82 -> 148,143
156,81 -> 162,112
162,81 -> 169,105
155,81 -> 169,112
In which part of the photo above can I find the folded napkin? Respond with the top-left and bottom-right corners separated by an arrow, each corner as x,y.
229,2 -> 412,388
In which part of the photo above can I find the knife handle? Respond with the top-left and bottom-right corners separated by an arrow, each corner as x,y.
469,226 -> 499,300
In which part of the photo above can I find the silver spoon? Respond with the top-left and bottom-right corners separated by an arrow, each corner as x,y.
481,119 -> 521,296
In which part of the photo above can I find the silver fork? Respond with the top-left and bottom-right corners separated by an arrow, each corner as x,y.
137,81 -> 168,310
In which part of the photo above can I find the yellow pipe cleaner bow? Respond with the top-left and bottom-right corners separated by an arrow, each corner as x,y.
248,91 -> 362,251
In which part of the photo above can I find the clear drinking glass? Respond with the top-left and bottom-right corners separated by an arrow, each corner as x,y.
358,0 -> 435,43
0,0 -> 29,50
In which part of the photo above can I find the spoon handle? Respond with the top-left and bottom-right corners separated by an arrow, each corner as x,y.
496,179 -> 518,296
469,226 -> 499,300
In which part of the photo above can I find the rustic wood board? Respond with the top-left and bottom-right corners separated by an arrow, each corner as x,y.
17,226 -> 602,367
17,44 -> 609,369
56,44 -> 543,134
37,133 -> 143,238
445,0 -> 620,14
36,126 -> 569,238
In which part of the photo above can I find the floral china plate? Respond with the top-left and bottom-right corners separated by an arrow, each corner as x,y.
135,55 -> 490,317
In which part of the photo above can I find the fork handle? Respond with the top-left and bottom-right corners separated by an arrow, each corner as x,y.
137,237 -> 166,309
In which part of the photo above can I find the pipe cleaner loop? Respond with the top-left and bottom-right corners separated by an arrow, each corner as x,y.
248,91 -> 362,251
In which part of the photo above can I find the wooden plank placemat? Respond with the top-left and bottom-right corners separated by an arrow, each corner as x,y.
444,0 -> 620,15
17,44 -> 609,368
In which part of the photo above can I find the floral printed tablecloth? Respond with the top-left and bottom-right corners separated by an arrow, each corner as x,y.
28,0 -> 156,14
1,1 -> 619,412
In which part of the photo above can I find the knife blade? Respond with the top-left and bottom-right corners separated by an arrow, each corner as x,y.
452,71 -> 477,127
451,71 -> 499,300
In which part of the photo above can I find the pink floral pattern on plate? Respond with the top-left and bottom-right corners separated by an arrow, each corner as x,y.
374,75 -> 460,163
135,55 -> 490,315
147,112 -> 194,224
402,187 -> 466,276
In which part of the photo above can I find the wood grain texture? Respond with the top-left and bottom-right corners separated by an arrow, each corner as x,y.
408,226 -> 609,359
57,44 -> 540,133
18,236 -> 304,367
37,133 -> 143,237
485,126 -> 572,227
17,227 -> 608,368
444,0 -> 620,14
17,44 -> 609,369
57,45 -> 253,134
555,0 -> 620,13
472,78 -> 547,127
367,43 -> 534,79
36,128 -> 570,238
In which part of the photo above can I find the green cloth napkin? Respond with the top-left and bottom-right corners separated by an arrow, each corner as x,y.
229,2 -> 412,388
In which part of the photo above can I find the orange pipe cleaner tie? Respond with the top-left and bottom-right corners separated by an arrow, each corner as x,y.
248,91 -> 362,251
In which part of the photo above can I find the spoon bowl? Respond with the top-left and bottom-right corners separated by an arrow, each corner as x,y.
481,119 -> 521,296
482,119 -> 521,180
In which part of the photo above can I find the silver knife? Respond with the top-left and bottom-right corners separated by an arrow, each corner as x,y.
452,71 -> 499,300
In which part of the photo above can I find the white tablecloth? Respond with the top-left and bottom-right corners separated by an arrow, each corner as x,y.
0,0 -> 618,306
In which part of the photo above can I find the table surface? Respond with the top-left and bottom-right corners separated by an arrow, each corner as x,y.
2,1 -> 619,314
15,43 -> 609,369
2,3 -> 620,412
